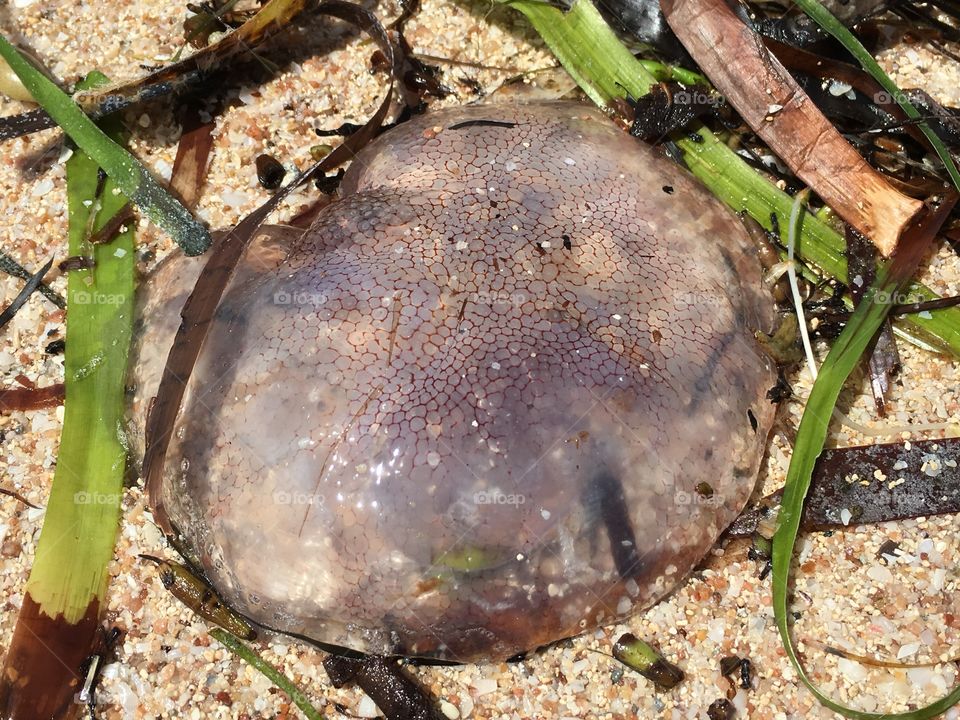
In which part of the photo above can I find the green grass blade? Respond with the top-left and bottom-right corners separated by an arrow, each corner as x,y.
0,36 -> 211,255
791,0 -> 960,193
210,629 -> 326,720
25,74 -> 134,622
772,227 -> 960,719
499,0 -> 960,357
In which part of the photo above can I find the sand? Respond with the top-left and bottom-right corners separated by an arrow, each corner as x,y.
0,0 -> 958,718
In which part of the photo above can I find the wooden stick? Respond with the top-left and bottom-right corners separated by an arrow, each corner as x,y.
660,0 -> 923,256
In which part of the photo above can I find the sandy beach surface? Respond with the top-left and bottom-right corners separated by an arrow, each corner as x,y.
0,0 -> 958,717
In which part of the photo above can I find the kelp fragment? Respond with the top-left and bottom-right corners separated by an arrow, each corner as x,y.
323,654 -> 444,720
140,555 -> 256,639
612,633 -> 685,690
0,251 -> 64,308
0,257 -> 54,330
729,435 -> 960,537
0,382 -> 64,413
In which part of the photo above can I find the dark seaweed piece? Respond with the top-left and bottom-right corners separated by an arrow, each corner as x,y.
313,167 -> 345,194
169,105 -> 217,211
627,82 -> 720,143
44,338 -> 65,355
0,486 -> 40,509
728,436 -> 960,538
0,257 -> 54,331
719,655 -> 753,695
0,0 -> 316,142
87,202 -> 136,245
76,626 -> 123,718
0,382 -> 64,413
803,437 -> 960,528
0,251 -> 64,309
58,256 -> 96,272
876,538 -> 901,563
314,122 -> 365,137
889,294 -> 960,315
323,655 -> 444,720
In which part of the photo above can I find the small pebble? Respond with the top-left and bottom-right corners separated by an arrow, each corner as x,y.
255,153 -> 286,190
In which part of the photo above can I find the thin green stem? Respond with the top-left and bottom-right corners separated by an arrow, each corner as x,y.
210,629 -> 327,720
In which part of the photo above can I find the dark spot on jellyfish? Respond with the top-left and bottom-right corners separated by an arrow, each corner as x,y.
651,328 -> 663,344
747,408 -> 758,432
315,168 -> 346,195
562,234 -> 572,250
695,482 -> 714,498
255,154 -> 286,191
662,185 -> 674,194
584,470 -> 643,579
534,242 -> 546,256
489,200 -> 498,208
448,119 -> 518,130
45,338 -> 65,355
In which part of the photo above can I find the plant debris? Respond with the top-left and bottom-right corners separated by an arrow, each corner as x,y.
0,382 -> 64,413
0,256 -> 54,330
612,633 -> 685,691
323,654 -> 444,720
0,251 -> 65,308
660,0 -> 923,256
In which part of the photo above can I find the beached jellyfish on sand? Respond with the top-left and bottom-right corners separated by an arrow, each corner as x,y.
130,100 -> 777,662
